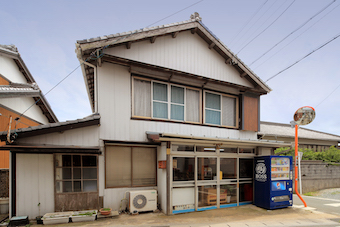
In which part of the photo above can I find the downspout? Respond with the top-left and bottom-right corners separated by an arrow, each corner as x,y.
82,61 -> 98,113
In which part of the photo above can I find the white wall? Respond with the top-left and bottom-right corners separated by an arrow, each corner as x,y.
104,31 -> 253,88
1,97 -> 49,124
157,142 -> 167,213
16,154 -> 54,218
97,63 -> 258,142
18,125 -> 100,146
0,55 -> 27,83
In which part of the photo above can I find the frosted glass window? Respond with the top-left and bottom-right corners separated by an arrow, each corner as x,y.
171,86 -> 185,121
206,93 -> 220,110
153,102 -> 168,119
133,77 -> 201,123
132,147 -> 156,186
55,154 -> 98,193
222,96 -> 236,127
106,146 -> 157,188
205,109 -> 221,125
83,180 -> 97,192
153,82 -> 168,119
186,89 -> 200,122
134,79 -> 151,117
106,147 -> 131,187
205,92 -> 221,125
83,168 -> 97,179
205,92 -> 238,127
153,82 -> 168,101
171,104 -> 184,121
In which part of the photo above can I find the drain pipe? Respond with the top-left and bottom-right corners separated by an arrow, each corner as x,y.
82,61 -> 98,113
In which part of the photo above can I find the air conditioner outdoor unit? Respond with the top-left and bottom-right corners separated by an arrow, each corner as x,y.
129,189 -> 157,213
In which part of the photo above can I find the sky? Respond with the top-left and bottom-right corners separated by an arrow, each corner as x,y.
1,0 -> 340,136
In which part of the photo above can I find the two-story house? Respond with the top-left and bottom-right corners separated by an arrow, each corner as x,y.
0,45 -> 57,214
0,14 -> 288,218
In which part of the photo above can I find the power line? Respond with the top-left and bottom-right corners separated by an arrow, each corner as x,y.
250,0 -> 337,66
253,1 -> 340,70
233,0 -> 278,49
14,0 -> 205,124
229,0 -> 268,46
265,32 -> 340,83
237,0 -> 296,55
315,83 -> 340,108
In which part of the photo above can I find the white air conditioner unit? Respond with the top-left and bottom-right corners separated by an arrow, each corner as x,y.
129,189 -> 157,213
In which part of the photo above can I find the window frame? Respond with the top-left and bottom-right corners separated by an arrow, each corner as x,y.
54,154 -> 98,194
105,145 -> 157,188
204,90 -> 239,128
132,76 -> 202,124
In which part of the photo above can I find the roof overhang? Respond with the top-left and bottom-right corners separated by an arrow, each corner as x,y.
76,19 -> 271,112
0,45 -> 58,123
146,132 -> 290,148
0,144 -> 101,154
0,113 -> 100,142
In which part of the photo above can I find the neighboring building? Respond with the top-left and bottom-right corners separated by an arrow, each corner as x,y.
258,121 -> 340,152
0,44 -> 58,169
0,14 -> 288,218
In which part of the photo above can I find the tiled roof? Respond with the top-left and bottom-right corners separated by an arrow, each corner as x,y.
77,18 -> 199,44
0,44 -> 58,123
0,113 -> 100,140
259,121 -> 340,141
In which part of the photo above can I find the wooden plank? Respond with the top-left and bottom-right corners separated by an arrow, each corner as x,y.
243,95 -> 258,131
150,36 -> 156,43
209,42 -> 215,49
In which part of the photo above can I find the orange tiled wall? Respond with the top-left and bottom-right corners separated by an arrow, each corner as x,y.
0,107 -> 41,168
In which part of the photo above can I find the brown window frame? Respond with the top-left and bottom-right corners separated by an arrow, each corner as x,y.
105,145 -> 157,188
54,154 -> 98,194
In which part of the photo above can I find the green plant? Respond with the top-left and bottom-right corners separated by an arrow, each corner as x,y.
274,146 -> 340,164
101,208 -> 111,211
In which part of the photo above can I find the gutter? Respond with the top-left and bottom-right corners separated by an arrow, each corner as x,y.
82,61 -> 98,113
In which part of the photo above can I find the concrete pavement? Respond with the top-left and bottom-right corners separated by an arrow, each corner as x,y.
24,203 -> 340,227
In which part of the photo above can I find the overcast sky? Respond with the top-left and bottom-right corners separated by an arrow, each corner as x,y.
1,0 -> 340,136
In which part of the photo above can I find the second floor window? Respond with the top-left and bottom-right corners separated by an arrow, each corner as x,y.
133,77 -> 200,123
133,76 -> 238,128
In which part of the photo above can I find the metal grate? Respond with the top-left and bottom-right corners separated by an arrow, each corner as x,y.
132,194 -> 147,209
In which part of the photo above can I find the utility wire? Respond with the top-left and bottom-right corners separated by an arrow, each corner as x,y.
254,2 -> 340,70
229,0 -> 268,46
315,83 -> 340,107
237,0 -> 296,55
233,0 -> 277,49
13,0 -> 205,125
250,0 -> 337,66
265,32 -> 340,83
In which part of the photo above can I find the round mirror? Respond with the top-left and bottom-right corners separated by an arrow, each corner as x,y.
293,106 -> 315,125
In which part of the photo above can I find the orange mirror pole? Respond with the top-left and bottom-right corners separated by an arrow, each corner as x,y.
295,124 -> 307,207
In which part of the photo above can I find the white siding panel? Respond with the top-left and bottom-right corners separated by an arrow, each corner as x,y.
97,63 -> 257,142
18,125 -> 99,146
1,97 -> 49,124
104,31 -> 253,88
16,154 -> 54,218
0,55 -> 27,83
103,187 -> 157,211
98,64 -> 131,141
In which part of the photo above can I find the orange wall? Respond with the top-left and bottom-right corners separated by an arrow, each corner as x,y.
0,107 -> 41,168
0,76 -> 10,85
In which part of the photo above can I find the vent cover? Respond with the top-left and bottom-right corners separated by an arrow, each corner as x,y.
133,194 -> 147,209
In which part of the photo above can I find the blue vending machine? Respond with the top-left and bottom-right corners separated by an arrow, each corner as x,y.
254,155 -> 293,209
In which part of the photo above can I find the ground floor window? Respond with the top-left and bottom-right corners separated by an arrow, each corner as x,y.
105,146 -> 157,188
55,154 -> 98,193
171,145 -> 254,214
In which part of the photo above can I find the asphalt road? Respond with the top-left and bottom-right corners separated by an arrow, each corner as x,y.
293,194 -> 340,216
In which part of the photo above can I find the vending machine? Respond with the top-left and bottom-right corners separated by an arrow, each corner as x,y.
254,155 -> 293,209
